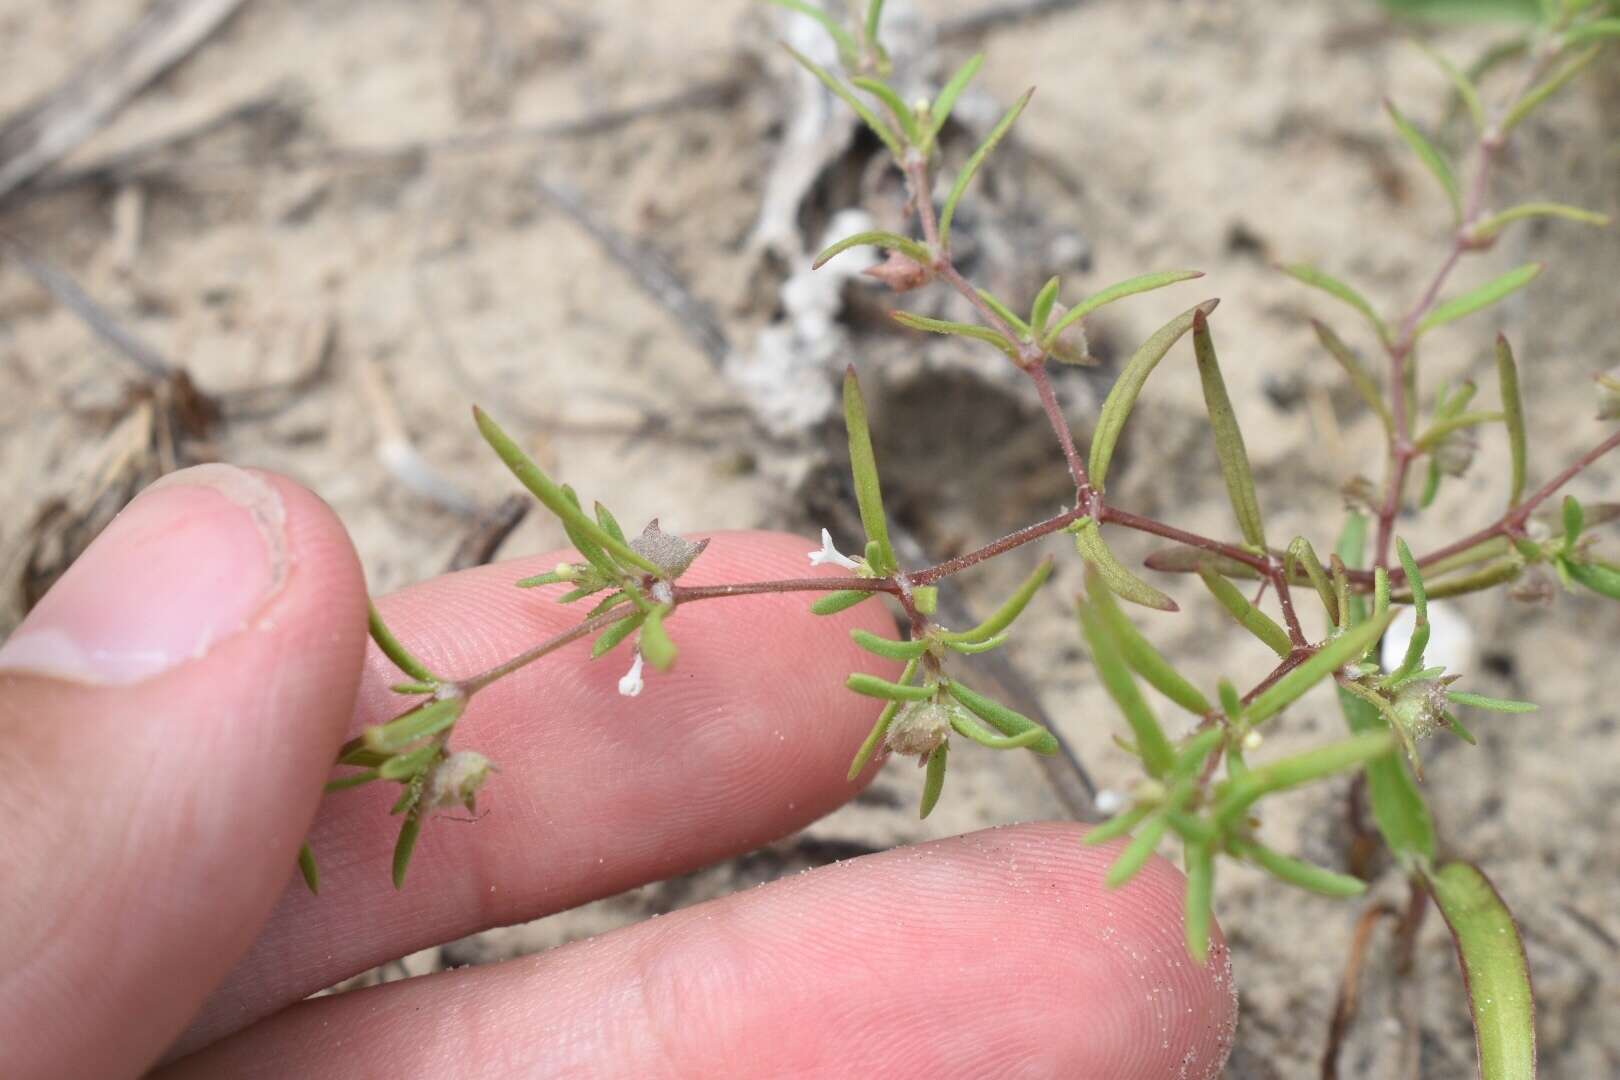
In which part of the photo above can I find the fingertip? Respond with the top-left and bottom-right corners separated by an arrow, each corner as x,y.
0,466 -> 369,1077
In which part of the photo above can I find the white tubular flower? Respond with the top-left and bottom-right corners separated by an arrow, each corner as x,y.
617,650 -> 645,697
1094,788 -> 1125,815
808,528 -> 862,571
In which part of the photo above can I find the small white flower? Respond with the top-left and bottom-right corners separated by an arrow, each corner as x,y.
617,650 -> 645,697
808,528 -> 862,571
1095,788 -> 1125,814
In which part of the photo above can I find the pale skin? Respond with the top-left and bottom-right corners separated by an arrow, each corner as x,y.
0,465 -> 1237,1078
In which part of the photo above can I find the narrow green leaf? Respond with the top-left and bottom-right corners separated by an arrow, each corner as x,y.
363,698 -> 464,755
1198,566 -> 1293,658
864,0 -> 885,41
1084,803 -> 1153,845
1142,547 -> 1261,579
1288,537 -> 1340,625
1564,16 -> 1620,41
891,310 -> 1019,359
1041,270 -> 1204,351
298,843 -> 320,895
475,408 -> 661,576
594,502 -> 627,544
1279,264 -> 1388,343
976,289 -> 1032,337
1184,841 -> 1216,963
843,367 -> 897,573
1245,612 -> 1395,725
1229,836 -> 1367,897
811,588 -> 878,615
1386,98 -> 1462,220
1415,409 -> 1505,452
1074,518 -> 1178,611
1089,300 -> 1217,490
1564,556 -> 1620,598
938,557 -> 1054,643
1192,310 -> 1267,549
1214,731 -> 1396,826
852,76 -> 918,144
592,610 -> 647,658
1426,861 -> 1537,1080
847,659 -> 916,779
945,681 -> 1060,755
1174,728 -> 1227,777
939,88 -> 1033,250
780,44 -> 906,159
1396,538 -> 1428,623
768,0 -> 860,58
1090,574 -> 1213,715
924,53 -> 984,148
378,742 -> 441,781
920,742 -> 948,818
1106,812 -> 1170,888
1417,264 -> 1543,337
851,629 -> 931,660
324,770 -> 381,793
1447,691 -> 1538,712
1418,556 -> 1524,599
1312,319 -> 1393,432
1473,201 -> 1609,242
1413,40 -> 1485,129
390,680 -> 438,696
1493,334 -> 1529,507
640,607 -> 677,670
392,810 -> 423,890
1029,276 -> 1061,340
584,590 -> 634,619
369,603 -> 437,684
847,672 -> 934,701
813,229 -> 931,270
942,631 -> 1010,654
1502,43 -> 1599,132
1077,582 -> 1176,777
515,570 -> 567,588
1562,495 -> 1584,550
948,703 -> 1052,749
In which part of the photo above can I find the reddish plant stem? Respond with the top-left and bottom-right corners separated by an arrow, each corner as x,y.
1372,42 -> 1563,568
1025,361 -> 1091,493
1400,425 -> 1620,580
674,576 -> 896,602
1273,566 -> 1309,647
1100,506 -> 1271,573
910,506 -> 1087,583
453,608 -> 625,695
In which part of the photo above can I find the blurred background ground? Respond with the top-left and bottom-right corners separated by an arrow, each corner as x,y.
1,0 -> 1616,1076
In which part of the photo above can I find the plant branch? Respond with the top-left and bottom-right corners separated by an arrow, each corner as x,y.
1373,40 -> 1566,568
1405,425 -> 1620,577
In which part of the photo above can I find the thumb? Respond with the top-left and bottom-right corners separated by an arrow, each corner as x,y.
0,466 -> 369,1079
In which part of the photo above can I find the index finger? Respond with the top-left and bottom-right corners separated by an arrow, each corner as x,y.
176,529 -> 901,1057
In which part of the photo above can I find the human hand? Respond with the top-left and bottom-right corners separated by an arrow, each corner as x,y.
0,466 -> 1237,1078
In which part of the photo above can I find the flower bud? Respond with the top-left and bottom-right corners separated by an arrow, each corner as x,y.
885,699 -> 951,758
863,250 -> 934,292
1389,676 -> 1457,746
426,750 -> 495,813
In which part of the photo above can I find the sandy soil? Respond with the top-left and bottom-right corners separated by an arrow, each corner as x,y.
1,1 -> 1616,1076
